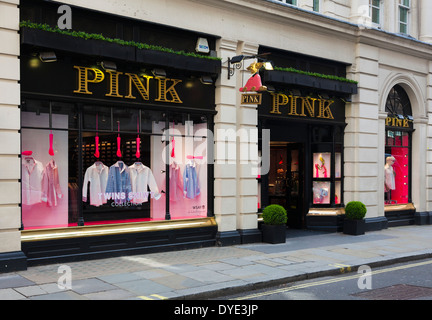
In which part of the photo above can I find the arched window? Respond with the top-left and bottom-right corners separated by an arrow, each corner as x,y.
384,85 -> 413,206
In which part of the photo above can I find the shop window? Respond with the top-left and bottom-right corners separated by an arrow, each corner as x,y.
311,126 -> 343,206
384,85 -> 413,205
21,99 -> 210,230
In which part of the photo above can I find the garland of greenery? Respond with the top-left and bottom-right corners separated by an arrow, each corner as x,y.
20,21 -> 221,61
273,66 -> 358,84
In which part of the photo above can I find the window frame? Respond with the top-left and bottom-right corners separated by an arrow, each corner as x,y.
398,0 -> 411,34
369,0 -> 382,26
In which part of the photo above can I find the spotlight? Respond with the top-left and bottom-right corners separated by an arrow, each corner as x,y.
152,69 -> 166,78
100,61 -> 117,71
200,76 -> 214,85
38,52 -> 57,62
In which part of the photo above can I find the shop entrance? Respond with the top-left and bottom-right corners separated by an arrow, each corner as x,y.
267,142 -> 305,229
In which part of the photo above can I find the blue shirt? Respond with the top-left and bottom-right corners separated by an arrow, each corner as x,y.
183,163 -> 200,199
105,161 -> 132,204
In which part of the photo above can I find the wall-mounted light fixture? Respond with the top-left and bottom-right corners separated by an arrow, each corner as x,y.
38,52 -> 57,62
152,68 -> 167,78
227,52 -> 272,80
200,75 -> 214,85
406,115 -> 414,121
100,61 -> 117,71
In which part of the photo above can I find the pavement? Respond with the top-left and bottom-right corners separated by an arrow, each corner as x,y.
1,224 -> 432,300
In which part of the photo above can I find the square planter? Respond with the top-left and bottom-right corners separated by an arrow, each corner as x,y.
343,219 -> 365,236
261,224 -> 287,244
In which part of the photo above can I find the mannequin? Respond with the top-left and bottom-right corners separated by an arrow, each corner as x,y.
384,156 -> 396,203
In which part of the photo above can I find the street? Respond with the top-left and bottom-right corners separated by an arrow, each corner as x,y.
215,258 -> 432,300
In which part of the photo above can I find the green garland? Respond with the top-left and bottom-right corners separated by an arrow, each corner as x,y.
273,66 -> 358,84
20,21 -> 221,61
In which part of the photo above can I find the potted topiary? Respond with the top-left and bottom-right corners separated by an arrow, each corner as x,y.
343,201 -> 367,236
261,204 -> 287,244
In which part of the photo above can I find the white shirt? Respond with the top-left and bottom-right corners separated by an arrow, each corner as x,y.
128,162 -> 161,204
22,157 -> 44,205
82,161 -> 109,207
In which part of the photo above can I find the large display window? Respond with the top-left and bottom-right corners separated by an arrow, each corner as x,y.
21,99 -> 210,230
384,85 -> 413,206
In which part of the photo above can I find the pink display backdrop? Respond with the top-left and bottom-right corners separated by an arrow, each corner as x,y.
21,112 -> 69,229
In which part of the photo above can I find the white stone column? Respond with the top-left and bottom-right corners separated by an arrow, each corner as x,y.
345,43 -> 382,226
419,0 -> 432,43
236,42 -> 260,243
0,0 -> 25,271
426,61 -> 432,216
214,38 -> 240,245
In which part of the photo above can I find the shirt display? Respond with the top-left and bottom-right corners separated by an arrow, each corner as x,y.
129,162 -> 161,204
105,160 -> 132,204
183,161 -> 200,199
82,161 -> 109,207
22,157 -> 44,205
41,159 -> 63,207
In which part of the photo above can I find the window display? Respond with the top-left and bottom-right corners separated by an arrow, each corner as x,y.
385,131 -> 410,205
21,100 -> 209,230
311,125 -> 343,206
384,85 -> 413,206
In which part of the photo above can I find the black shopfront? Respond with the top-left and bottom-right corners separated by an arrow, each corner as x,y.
257,47 -> 357,231
19,0 -> 220,265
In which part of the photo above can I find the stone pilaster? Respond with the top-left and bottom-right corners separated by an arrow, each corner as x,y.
214,38 -> 241,245
0,0 -> 26,271
236,42 -> 261,243
345,43 -> 380,221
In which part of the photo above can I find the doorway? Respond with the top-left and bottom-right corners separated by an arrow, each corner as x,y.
267,142 -> 305,229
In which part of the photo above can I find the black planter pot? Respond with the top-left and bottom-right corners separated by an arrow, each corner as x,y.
136,48 -> 221,74
261,224 -> 287,244
21,27 -> 136,61
343,219 -> 365,236
21,27 -> 221,74
262,70 -> 358,95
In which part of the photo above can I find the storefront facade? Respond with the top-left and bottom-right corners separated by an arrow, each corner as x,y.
1,0 -> 432,271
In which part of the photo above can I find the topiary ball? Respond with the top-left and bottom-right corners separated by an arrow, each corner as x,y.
344,201 -> 367,220
262,204 -> 287,225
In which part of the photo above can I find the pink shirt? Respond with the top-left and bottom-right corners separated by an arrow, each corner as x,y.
41,159 -> 63,207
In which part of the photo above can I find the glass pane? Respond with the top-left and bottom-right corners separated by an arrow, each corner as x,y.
313,181 -> 330,204
313,152 -> 331,178
21,100 -> 50,128
335,152 -> 342,178
384,148 -> 409,205
335,181 -> 341,205
113,108 -> 140,132
21,128 -> 74,229
166,115 -> 208,219
82,105 -> 111,131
